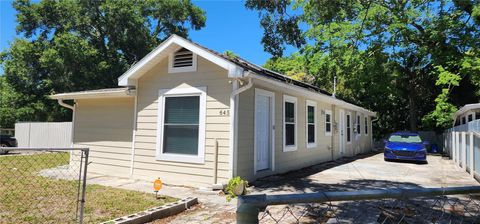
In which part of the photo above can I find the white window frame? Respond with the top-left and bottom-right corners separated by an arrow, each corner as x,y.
324,109 -> 332,137
306,100 -> 317,148
356,114 -> 361,136
346,112 -> 352,144
283,95 -> 297,152
364,116 -> 369,136
156,86 -> 206,164
168,50 -> 198,73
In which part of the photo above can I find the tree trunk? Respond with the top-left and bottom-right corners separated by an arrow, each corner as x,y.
408,92 -> 417,131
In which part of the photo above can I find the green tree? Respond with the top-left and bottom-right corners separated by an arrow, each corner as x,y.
246,0 -> 480,133
422,66 -> 461,130
0,0 -> 206,127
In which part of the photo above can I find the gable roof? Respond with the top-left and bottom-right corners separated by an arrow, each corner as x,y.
117,35 -> 244,86
116,35 -> 375,116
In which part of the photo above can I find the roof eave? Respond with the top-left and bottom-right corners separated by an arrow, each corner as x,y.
50,89 -> 135,100
248,72 -> 376,116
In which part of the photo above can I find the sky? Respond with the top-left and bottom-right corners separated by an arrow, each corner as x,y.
0,0 -> 298,73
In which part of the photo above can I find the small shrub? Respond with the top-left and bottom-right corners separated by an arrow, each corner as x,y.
225,176 -> 248,202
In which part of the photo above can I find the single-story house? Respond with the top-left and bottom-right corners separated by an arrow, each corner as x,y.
453,103 -> 480,126
51,35 -> 376,188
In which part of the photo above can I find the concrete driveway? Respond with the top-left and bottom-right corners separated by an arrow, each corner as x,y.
251,152 -> 479,195
248,152 -> 480,223
89,151 -> 480,223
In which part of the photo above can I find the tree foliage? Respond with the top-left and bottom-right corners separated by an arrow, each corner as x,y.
247,0 -> 480,135
0,0 -> 206,127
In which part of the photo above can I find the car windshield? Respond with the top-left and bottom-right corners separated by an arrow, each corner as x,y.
388,134 -> 422,143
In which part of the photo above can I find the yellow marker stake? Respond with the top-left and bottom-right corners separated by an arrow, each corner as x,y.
154,179 -> 162,191
153,178 -> 163,199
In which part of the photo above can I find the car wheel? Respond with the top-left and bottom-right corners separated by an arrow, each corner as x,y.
0,143 -> 9,155
384,158 -> 390,162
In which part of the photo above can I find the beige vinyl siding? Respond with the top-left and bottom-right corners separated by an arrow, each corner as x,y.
133,56 -> 231,187
237,82 -> 335,181
237,80 -> 373,181
74,98 -> 134,177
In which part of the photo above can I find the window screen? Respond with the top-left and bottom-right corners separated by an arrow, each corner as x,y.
365,117 -> 368,134
325,112 -> 332,134
163,96 -> 200,155
285,102 -> 295,146
307,105 -> 315,143
347,114 -> 351,142
356,115 -> 361,134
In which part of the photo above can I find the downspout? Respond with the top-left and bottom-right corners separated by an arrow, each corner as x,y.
228,76 -> 253,182
130,81 -> 139,177
331,105 -> 336,161
58,99 -> 74,110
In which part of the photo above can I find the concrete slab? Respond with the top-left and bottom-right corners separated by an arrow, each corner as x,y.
86,152 -> 479,223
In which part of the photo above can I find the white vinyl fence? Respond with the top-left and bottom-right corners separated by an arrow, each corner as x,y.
444,120 -> 480,181
15,122 -> 72,148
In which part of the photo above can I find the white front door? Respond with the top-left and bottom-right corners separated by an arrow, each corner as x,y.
255,89 -> 274,172
339,109 -> 345,155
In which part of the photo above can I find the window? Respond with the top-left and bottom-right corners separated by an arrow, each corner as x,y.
157,87 -> 206,163
476,111 -> 480,120
462,116 -> 467,124
346,113 -> 351,142
168,48 -> 197,73
364,117 -> 368,135
388,134 -> 422,143
325,110 -> 332,136
283,95 -> 297,151
468,113 -> 474,122
306,100 -> 317,148
356,115 -> 361,135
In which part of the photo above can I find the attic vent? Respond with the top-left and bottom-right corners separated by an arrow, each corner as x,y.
169,48 -> 197,73
173,48 -> 193,67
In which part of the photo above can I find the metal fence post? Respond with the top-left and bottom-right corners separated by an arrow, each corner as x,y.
236,194 -> 266,224
78,148 -> 89,224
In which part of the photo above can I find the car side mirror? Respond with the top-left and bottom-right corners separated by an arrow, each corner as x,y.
423,141 -> 429,145
383,139 -> 388,144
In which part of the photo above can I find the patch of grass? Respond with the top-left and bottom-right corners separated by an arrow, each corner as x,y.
0,152 -> 176,223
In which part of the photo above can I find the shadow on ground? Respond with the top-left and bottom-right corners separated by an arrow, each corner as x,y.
250,152 -> 480,223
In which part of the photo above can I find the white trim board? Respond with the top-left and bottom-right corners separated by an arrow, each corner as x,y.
324,109 -> 333,137
283,95 -> 298,152
306,100 -> 317,149
156,86 -> 207,164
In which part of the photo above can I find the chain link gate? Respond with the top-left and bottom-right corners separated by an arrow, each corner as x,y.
237,186 -> 480,223
0,147 -> 89,223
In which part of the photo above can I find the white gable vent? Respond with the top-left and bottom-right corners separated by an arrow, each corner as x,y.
168,47 -> 197,73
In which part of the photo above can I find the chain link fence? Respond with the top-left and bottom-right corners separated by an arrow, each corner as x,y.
0,148 -> 89,224
237,186 -> 480,223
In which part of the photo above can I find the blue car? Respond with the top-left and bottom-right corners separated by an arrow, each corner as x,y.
384,132 -> 428,163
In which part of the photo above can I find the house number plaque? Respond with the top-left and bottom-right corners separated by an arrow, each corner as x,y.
219,109 -> 230,116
